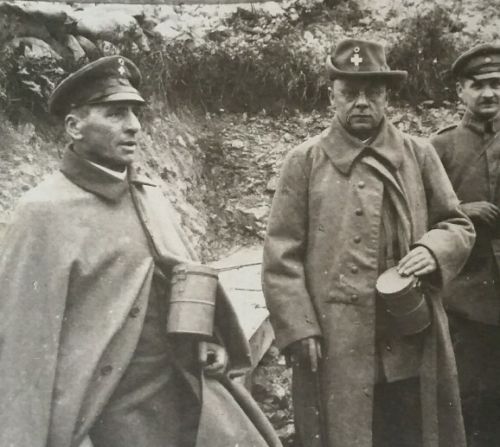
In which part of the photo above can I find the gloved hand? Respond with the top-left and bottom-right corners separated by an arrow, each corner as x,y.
287,337 -> 322,372
461,201 -> 500,229
198,341 -> 228,377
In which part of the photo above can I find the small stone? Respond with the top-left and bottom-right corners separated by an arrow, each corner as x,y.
266,176 -> 279,193
176,135 -> 186,147
229,139 -> 245,149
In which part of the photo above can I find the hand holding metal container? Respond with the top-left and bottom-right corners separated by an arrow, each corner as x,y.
376,266 -> 431,336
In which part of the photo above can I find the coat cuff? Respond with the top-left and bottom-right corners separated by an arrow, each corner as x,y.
273,324 -> 322,351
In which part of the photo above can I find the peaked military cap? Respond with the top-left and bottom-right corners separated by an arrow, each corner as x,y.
49,55 -> 145,117
326,39 -> 407,85
452,43 -> 500,79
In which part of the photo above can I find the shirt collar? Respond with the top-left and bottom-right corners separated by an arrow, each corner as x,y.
88,160 -> 128,180
60,147 -> 156,201
318,116 -> 404,175
462,109 -> 500,135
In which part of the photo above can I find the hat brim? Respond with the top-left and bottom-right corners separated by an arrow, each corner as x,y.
326,56 -> 408,86
472,72 -> 500,81
87,92 -> 146,105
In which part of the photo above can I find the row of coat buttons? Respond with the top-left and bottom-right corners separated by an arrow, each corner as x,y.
330,190 -> 364,304
331,186 -> 365,303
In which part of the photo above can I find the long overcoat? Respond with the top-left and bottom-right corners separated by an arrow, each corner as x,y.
262,117 -> 475,447
431,113 -> 500,324
0,149 -> 281,447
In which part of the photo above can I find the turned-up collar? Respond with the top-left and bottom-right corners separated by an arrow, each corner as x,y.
60,147 -> 156,201
462,110 -> 500,135
318,115 -> 404,175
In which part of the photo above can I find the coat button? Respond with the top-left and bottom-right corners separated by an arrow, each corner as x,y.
129,307 -> 141,318
355,208 -> 363,216
100,365 -> 113,376
351,294 -> 359,302
353,236 -> 361,243
350,265 -> 359,274
386,344 -> 392,352
358,181 -> 366,189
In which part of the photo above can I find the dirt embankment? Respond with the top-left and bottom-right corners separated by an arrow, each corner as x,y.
1,0 -> 497,444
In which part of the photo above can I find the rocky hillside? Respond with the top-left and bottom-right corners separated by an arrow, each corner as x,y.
1,0 -> 498,444
2,0 -> 492,258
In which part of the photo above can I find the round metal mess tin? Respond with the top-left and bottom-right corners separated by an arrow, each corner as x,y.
376,266 -> 431,336
167,263 -> 219,337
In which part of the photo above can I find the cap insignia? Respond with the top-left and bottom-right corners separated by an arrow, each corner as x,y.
485,57 -> 492,63
117,57 -> 126,76
351,48 -> 363,67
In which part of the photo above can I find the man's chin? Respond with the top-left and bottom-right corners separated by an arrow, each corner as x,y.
349,121 -> 376,133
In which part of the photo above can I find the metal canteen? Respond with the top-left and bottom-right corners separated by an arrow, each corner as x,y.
376,266 -> 431,336
167,263 -> 219,337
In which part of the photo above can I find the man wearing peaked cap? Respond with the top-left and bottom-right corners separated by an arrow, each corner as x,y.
263,38 -> 474,447
431,42 -> 500,447
48,55 -> 145,117
0,56 -> 282,447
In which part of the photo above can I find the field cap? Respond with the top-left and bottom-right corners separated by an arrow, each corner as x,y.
49,55 -> 145,117
452,43 -> 500,80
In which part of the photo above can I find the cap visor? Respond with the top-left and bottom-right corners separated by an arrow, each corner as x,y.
89,92 -> 146,105
331,70 -> 408,82
472,72 -> 500,81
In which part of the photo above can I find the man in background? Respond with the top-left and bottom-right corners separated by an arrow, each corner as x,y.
431,43 -> 500,447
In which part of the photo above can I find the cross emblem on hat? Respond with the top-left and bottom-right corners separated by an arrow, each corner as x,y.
117,57 -> 126,76
351,52 -> 363,67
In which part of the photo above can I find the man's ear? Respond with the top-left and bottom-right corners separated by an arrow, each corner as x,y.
328,82 -> 335,108
456,81 -> 464,99
65,113 -> 84,141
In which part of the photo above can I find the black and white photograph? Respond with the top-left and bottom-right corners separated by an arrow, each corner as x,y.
0,0 -> 499,446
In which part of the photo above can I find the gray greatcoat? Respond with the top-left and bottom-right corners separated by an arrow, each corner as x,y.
431,112 -> 500,324
262,117 -> 475,447
0,149 -> 281,447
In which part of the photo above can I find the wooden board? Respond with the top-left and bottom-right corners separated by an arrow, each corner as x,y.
211,245 -> 274,368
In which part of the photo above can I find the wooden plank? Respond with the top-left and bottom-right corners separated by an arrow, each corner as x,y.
212,245 -> 274,368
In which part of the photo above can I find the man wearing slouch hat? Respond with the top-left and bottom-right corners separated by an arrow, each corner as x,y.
0,55 -> 281,447
431,43 -> 500,447
262,39 -> 474,447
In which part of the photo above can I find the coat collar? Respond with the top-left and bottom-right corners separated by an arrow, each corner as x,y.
318,116 -> 404,175
462,110 -> 500,135
60,147 -> 156,201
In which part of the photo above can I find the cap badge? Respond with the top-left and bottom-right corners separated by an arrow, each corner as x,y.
351,47 -> 363,67
117,57 -> 126,76
485,56 -> 492,63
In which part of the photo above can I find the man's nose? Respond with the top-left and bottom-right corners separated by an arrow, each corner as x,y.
124,109 -> 141,133
354,90 -> 369,107
481,86 -> 495,98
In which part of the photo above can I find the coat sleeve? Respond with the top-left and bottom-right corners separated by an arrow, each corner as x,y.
429,133 -> 452,171
413,142 -> 475,286
0,199 -> 71,447
262,148 -> 321,350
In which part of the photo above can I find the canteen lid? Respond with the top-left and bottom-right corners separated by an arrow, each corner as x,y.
376,266 -> 416,297
172,263 -> 218,278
